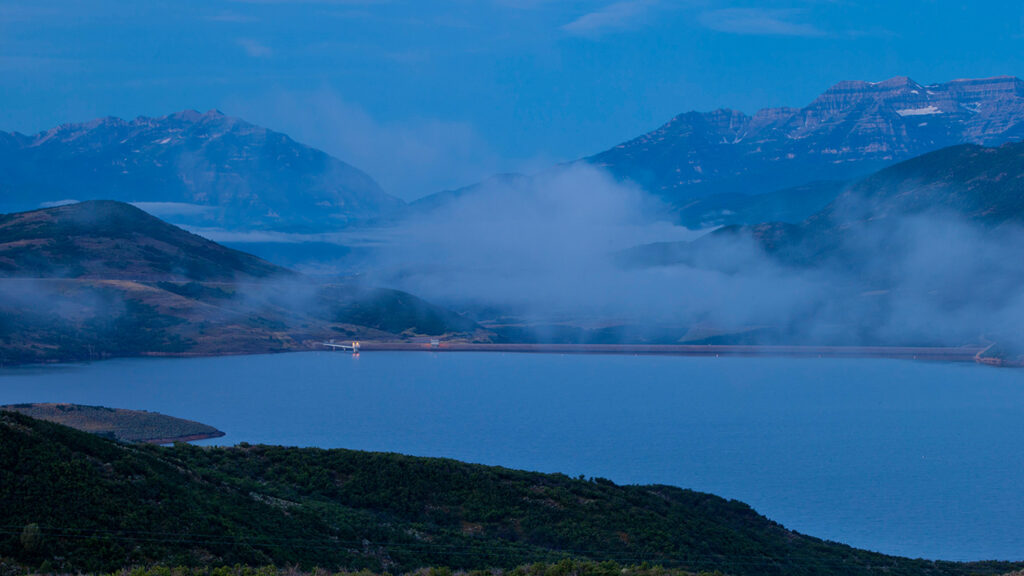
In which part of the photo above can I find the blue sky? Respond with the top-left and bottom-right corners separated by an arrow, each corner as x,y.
3,0 -> 1024,199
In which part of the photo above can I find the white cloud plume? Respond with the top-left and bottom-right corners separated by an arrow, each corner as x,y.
562,0 -> 657,38
236,38 -> 273,57
227,88 -> 548,200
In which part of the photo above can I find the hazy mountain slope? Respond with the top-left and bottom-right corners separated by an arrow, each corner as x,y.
589,76 -> 1024,206
675,180 -> 848,228
611,141 -> 1024,348
811,142 -> 1024,228
0,110 -> 404,230
410,173 -> 534,213
2,411 -> 1019,576
0,202 -> 481,365
728,141 -> 1024,268
628,140 -> 1024,268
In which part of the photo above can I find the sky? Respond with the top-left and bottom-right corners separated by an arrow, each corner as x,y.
3,0 -> 1024,199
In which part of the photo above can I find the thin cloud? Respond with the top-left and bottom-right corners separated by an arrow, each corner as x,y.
236,38 -> 273,58
207,11 -> 258,23
228,0 -> 388,4
562,0 -> 657,38
698,8 -> 824,37
228,89 -> 538,200
493,0 -> 570,9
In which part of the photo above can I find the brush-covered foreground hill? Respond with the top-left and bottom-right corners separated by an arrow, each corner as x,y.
0,201 -> 481,365
2,411 -> 1021,576
0,110 -> 404,231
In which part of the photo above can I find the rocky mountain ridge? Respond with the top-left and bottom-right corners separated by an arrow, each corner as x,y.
588,76 -> 1024,208
0,110 -> 404,231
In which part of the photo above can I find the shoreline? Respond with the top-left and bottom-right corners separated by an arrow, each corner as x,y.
352,342 -> 986,362
145,431 -> 226,445
0,342 -> 994,368
0,404 -> 226,445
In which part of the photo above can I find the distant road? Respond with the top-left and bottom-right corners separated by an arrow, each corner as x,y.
353,342 -> 984,362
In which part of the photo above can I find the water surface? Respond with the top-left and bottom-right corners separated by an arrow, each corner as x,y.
2,351 -> 1023,561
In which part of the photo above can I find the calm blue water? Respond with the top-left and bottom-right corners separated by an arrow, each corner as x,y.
2,352 -> 1023,562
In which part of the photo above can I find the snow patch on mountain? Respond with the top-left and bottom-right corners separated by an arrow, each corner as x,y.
895,106 -> 943,117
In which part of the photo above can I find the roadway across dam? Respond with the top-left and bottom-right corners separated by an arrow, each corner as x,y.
345,342 -> 985,362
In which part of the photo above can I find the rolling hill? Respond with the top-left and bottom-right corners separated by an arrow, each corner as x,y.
0,201 -> 481,365
2,410 -> 1020,576
0,200 -> 287,281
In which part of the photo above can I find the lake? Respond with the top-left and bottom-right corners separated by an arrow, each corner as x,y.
2,351 -> 1022,562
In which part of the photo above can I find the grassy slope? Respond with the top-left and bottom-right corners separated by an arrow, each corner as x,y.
0,200 -> 287,281
1,412 -> 1019,576
0,202 -> 483,365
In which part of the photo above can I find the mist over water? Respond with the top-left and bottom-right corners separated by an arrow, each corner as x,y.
317,164 -> 1022,348
372,165 -> 711,321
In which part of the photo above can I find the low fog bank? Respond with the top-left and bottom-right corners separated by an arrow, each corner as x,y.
789,208 -> 1024,348
332,163 -> 1022,348
368,165 -> 726,321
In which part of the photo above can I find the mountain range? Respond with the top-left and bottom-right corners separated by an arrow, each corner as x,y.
408,77 -> 1024,228
5,76 -> 1024,352
588,76 -> 1024,211
0,110 -> 402,231
6,76 -> 1024,236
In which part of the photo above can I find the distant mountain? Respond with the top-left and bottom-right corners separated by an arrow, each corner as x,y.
746,140 -> 1024,265
0,201 -> 481,365
4,410 -> 1021,575
814,141 -> 1024,228
410,173 -> 534,213
675,180 -> 847,228
411,76 -> 1024,228
0,110 -> 404,231
615,140 -> 1024,348
589,76 -> 1024,208
627,140 -> 1024,268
